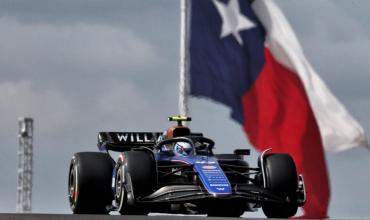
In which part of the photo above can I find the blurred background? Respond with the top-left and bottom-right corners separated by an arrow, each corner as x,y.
0,0 -> 369,218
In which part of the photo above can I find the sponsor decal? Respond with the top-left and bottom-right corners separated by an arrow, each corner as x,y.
195,161 -> 216,164
116,133 -> 153,143
99,132 -> 163,146
210,184 -> 229,187
202,165 -> 217,170
195,162 -> 232,194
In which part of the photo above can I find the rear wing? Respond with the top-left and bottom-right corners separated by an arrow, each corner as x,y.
98,132 -> 162,152
98,132 -> 203,152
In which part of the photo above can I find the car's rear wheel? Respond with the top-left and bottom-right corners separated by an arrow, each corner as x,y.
68,152 -> 114,214
261,153 -> 298,218
115,150 -> 157,215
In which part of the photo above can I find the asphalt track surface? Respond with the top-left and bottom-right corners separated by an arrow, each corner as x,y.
0,214 -> 299,220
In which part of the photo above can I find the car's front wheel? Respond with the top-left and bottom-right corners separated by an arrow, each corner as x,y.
115,150 -> 156,215
261,153 -> 298,218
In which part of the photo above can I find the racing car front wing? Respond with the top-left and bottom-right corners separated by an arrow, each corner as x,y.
139,183 -> 304,206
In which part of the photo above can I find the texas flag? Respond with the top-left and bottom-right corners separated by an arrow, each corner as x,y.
189,0 -> 368,218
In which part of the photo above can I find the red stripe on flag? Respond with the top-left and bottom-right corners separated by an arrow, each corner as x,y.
242,48 -> 330,218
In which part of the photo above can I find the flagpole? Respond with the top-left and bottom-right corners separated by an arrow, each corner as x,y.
179,0 -> 189,117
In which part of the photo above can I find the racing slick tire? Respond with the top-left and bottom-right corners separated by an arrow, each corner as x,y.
261,153 -> 298,218
68,152 -> 114,214
115,150 -> 157,215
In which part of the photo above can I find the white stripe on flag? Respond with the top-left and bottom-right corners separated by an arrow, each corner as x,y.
251,0 -> 368,151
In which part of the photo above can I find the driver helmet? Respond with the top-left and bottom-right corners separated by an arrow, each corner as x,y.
174,142 -> 193,156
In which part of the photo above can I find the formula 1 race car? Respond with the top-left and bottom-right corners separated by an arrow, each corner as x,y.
68,116 -> 306,218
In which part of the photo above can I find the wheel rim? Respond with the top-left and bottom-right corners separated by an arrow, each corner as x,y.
115,167 -> 122,199
115,165 -> 126,211
68,164 -> 78,209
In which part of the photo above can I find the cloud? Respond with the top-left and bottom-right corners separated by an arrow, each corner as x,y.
0,18 -> 161,82
0,80 -> 74,136
0,16 -> 169,130
0,0 -> 178,27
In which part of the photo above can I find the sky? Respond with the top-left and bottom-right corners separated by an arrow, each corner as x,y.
0,0 -> 369,218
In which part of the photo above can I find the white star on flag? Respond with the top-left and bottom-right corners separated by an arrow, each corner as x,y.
213,0 -> 256,45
